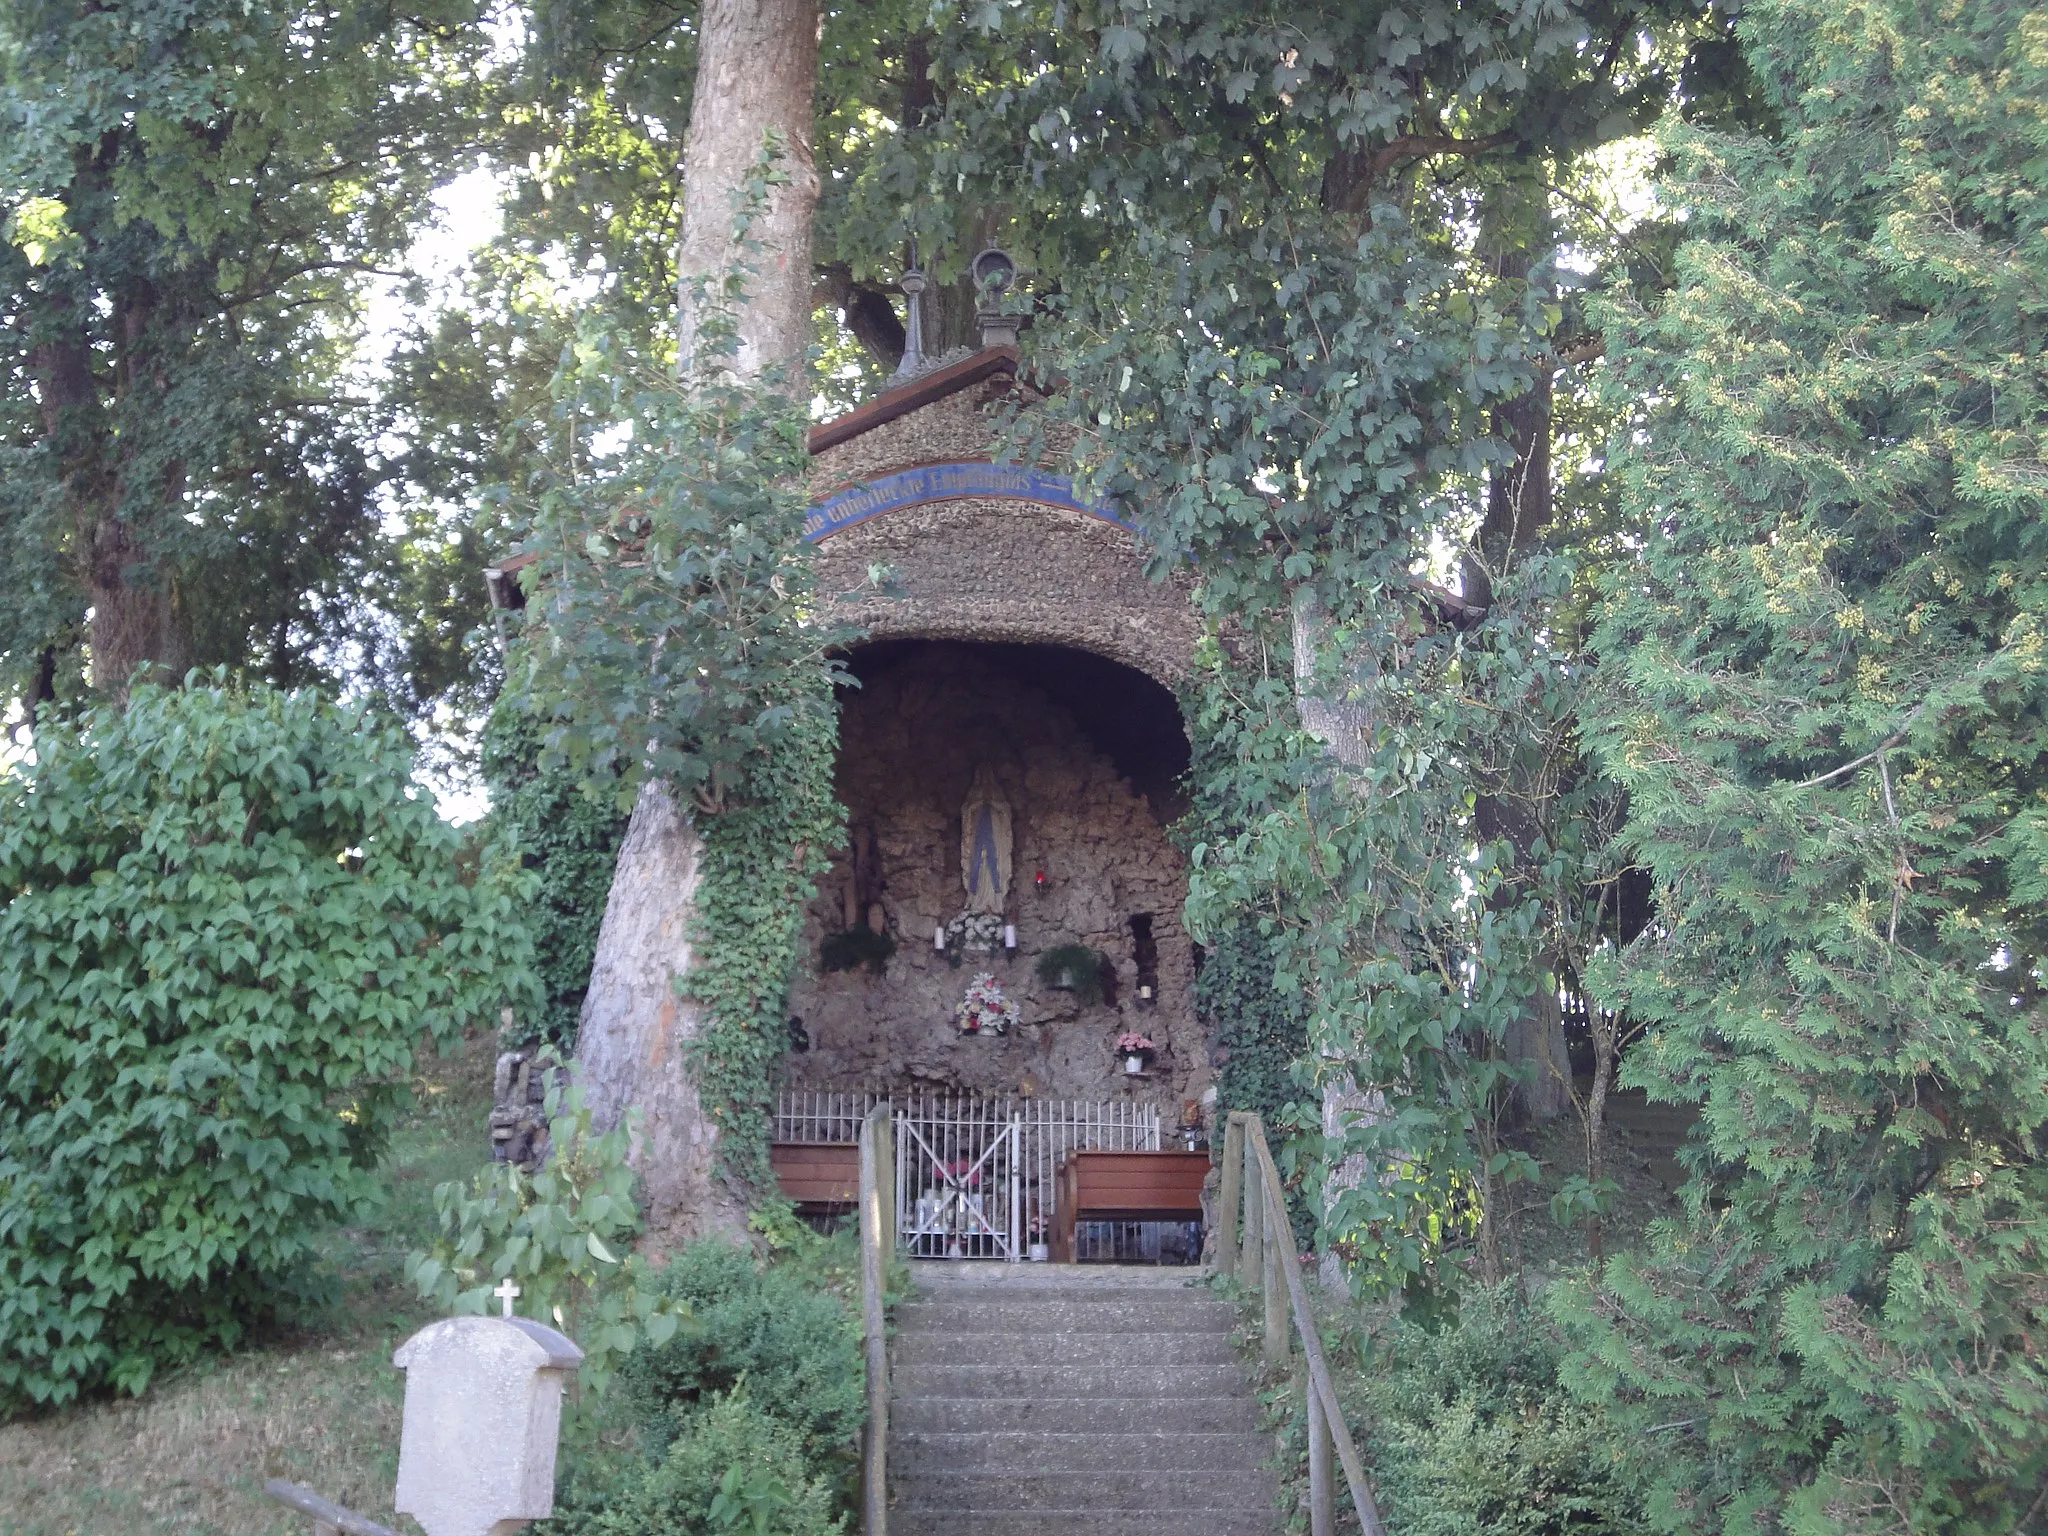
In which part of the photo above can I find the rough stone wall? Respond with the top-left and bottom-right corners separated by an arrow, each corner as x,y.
813,499 -> 1199,687
784,643 -> 1206,1114
810,374 -> 1026,490
808,368 -> 1199,685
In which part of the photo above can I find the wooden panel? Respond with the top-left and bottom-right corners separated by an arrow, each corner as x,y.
1067,1150 -> 1209,1215
772,1142 -> 859,1206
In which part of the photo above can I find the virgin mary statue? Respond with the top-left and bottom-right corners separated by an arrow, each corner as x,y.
959,765 -> 1013,915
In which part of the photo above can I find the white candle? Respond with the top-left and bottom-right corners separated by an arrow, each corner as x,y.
1003,924 -> 1017,949
934,925 -> 946,950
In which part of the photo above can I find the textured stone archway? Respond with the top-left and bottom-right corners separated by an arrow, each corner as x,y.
786,638 -> 1203,1108
811,497 -> 1199,688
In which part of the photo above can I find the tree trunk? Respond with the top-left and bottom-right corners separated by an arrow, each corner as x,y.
1468,192 -> 1571,1123
1585,1006 -> 1616,1262
674,0 -> 821,379
578,0 -> 821,1250
32,317 -> 187,700
573,782 -> 743,1248
87,515 -> 185,695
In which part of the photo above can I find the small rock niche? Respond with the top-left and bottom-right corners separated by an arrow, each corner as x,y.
785,640 -> 1205,1107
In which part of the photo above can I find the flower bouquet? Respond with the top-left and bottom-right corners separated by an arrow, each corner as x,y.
1117,1031 -> 1156,1075
955,972 -> 1019,1035
942,912 -> 1006,967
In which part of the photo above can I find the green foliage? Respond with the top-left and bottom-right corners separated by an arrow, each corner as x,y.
888,0 -> 1733,1300
1555,2 -> 2048,1530
498,314 -> 832,807
482,706 -> 630,1047
817,927 -> 895,977
1333,1285 -> 1649,1536
407,1064 -> 686,1397
1035,943 -> 1109,1004
1193,914 -> 1311,1133
568,1390 -> 848,1536
0,0 -> 496,710
620,1238 -> 865,1469
688,710 -> 845,1195
0,676 -> 535,1409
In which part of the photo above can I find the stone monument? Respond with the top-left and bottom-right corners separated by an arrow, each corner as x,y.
391,1284 -> 584,1536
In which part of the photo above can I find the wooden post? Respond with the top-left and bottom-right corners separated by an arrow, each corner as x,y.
1240,1121 -> 1264,1288
1246,1119 -> 1390,1536
859,1106 -> 889,1536
1261,1176 -> 1289,1367
880,1106 -> 896,1255
1308,1372 -> 1335,1536
1216,1113 -> 1243,1279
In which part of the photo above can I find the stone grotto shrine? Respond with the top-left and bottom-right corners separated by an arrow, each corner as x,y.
793,329 -> 1205,1100
494,274 -> 1223,1262
782,306 -> 1216,1260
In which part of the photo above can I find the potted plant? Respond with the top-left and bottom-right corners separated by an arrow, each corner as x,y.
1036,943 -> 1107,1003
954,973 -> 1019,1035
1117,1032 -> 1155,1075
1026,1215 -> 1049,1263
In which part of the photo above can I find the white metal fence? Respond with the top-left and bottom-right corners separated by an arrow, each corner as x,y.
775,1089 -> 1165,1259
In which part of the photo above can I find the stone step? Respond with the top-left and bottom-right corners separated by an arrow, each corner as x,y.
892,1429 -> 1271,1474
896,1297 -> 1234,1332
893,1362 -> 1253,1399
910,1262 -> 1204,1289
893,1331 -> 1239,1369
909,1282 -> 1217,1305
890,1395 -> 1264,1435
891,1511 -> 1275,1536
895,1469 -> 1271,1511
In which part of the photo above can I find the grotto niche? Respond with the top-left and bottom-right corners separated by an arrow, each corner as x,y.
784,639 -> 1202,1108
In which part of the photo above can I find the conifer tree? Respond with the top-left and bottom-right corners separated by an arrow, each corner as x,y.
1557,2 -> 2048,1529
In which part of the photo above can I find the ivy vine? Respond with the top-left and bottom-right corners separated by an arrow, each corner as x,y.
1194,915 -> 1309,1135
683,705 -> 845,1196
481,705 -> 629,1048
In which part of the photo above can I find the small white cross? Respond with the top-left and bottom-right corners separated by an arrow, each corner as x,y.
494,1277 -> 521,1318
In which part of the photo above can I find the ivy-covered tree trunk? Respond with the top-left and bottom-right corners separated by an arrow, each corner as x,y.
573,0 -> 820,1249
573,783 -> 734,1244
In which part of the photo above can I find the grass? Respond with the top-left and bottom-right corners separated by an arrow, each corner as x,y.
0,1030 -> 500,1536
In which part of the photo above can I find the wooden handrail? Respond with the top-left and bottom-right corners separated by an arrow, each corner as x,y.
1221,1112 -> 1389,1536
858,1102 -> 894,1536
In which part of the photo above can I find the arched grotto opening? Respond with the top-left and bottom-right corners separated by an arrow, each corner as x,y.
783,638 -> 1203,1109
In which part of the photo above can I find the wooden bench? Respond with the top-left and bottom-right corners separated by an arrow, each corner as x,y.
1052,1149 -> 1210,1263
771,1142 -> 860,1214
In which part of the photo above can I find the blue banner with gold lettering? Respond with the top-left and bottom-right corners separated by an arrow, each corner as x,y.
804,461 -> 1133,542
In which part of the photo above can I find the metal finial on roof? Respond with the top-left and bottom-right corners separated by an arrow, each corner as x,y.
893,266 -> 928,381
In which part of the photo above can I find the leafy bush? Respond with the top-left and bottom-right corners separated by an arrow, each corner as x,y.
407,1062 -> 686,1395
1324,1285 -> 1648,1536
622,1238 -> 863,1466
0,678 -> 535,1408
569,1390 -> 847,1536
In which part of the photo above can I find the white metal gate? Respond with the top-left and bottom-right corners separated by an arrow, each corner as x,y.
776,1089 -> 1164,1260
896,1101 -> 1020,1259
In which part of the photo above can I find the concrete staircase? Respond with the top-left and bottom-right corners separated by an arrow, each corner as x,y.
889,1263 -> 1277,1535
